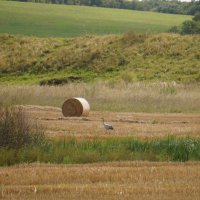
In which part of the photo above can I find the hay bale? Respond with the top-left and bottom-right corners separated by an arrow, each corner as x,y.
62,97 -> 90,117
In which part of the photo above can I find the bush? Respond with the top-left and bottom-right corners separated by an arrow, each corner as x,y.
0,106 -> 45,149
169,26 -> 181,33
181,20 -> 197,34
178,12 -> 200,34
193,13 -> 200,21
169,12 -> 200,34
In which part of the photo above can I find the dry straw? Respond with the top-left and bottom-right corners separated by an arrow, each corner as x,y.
62,97 -> 90,117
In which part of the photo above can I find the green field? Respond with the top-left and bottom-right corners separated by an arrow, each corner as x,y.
0,1 -> 191,37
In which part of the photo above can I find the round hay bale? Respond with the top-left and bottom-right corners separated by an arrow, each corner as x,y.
62,97 -> 90,117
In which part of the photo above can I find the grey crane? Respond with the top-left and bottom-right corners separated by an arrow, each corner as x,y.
101,118 -> 114,132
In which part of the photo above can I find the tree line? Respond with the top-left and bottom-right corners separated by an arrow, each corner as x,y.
14,0 -> 200,15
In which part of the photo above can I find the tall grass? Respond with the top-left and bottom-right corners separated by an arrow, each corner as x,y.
0,136 -> 200,166
0,82 -> 200,113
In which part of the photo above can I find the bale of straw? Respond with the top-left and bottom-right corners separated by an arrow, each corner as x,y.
62,97 -> 90,117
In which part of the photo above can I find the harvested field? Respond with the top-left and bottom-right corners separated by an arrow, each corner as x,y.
1,106 -> 200,199
0,162 -> 199,200
24,105 -> 200,139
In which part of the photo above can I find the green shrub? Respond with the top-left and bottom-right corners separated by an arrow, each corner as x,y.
169,13 -> 200,35
193,13 -> 200,22
180,12 -> 200,34
181,20 -> 197,34
169,25 -> 181,33
0,106 -> 45,149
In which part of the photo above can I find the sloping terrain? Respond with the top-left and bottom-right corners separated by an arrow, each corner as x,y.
0,1 -> 191,37
0,33 -> 200,83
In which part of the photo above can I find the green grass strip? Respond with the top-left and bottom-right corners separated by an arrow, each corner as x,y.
0,136 -> 199,166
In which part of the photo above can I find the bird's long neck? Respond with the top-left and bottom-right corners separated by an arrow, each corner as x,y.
102,118 -> 105,124
102,118 -> 107,130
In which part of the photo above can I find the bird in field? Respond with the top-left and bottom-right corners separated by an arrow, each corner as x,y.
34,186 -> 37,193
101,118 -> 114,132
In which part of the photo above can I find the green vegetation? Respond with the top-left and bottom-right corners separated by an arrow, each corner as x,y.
1,33 -> 200,84
170,12 -> 200,34
1,136 -> 200,166
0,1 -> 191,37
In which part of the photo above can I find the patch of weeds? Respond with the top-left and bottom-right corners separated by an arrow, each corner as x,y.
159,83 -> 177,95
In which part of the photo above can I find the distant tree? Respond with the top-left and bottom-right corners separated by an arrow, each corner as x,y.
193,12 -> 200,21
90,0 -> 102,6
181,20 -> 196,34
180,12 -> 200,34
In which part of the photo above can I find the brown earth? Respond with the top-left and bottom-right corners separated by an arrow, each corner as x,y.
23,105 -> 200,139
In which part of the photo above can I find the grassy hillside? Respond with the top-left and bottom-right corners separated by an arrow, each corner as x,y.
0,33 -> 200,84
0,1 -> 191,37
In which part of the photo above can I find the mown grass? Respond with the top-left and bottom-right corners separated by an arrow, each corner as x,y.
0,33 -> 200,83
0,1 -> 191,37
0,136 -> 200,166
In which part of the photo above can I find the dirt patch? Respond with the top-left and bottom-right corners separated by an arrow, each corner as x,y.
39,76 -> 82,86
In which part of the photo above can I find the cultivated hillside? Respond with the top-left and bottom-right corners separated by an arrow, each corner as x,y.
0,1 -> 191,37
0,33 -> 200,84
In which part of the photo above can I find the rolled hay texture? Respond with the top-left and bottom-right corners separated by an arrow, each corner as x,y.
62,97 -> 90,117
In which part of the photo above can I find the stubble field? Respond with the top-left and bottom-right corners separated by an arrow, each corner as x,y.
0,162 -> 200,200
25,105 -> 200,139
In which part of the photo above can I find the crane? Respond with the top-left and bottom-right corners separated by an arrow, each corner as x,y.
101,118 -> 114,132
